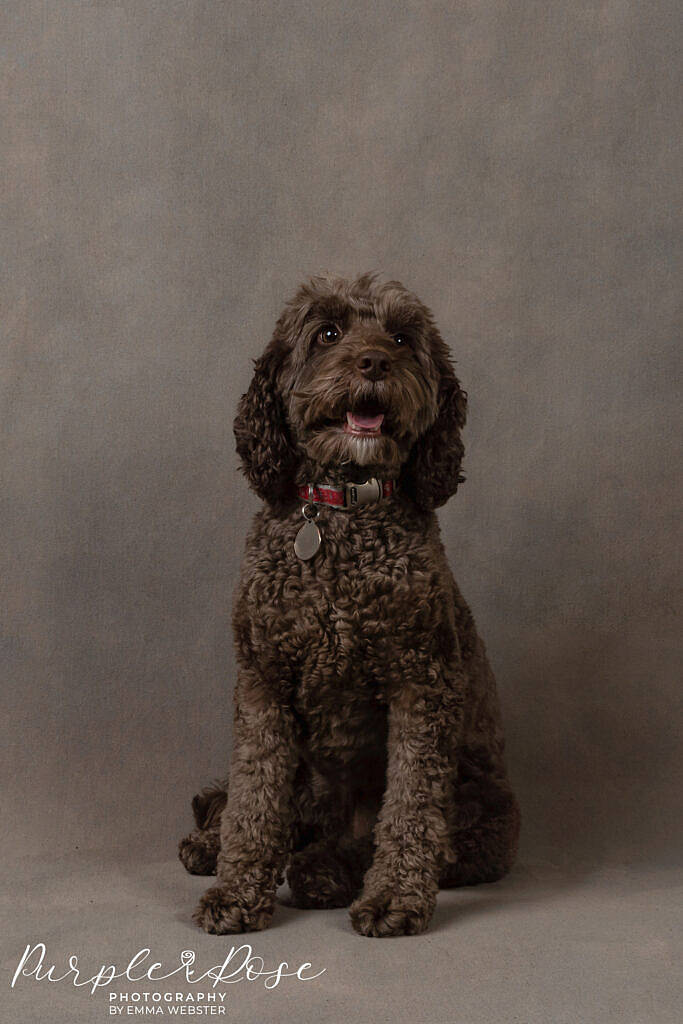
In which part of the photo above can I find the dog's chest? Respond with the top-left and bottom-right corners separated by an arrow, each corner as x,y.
238,506 -> 453,768
245,507 -> 448,699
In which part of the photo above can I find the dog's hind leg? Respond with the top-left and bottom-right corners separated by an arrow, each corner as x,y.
287,835 -> 374,909
440,776 -> 520,888
287,771 -> 379,909
178,781 -> 227,876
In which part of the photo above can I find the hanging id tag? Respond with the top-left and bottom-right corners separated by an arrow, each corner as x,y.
294,504 -> 321,560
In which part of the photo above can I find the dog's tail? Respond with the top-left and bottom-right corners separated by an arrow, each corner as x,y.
191,780 -> 228,829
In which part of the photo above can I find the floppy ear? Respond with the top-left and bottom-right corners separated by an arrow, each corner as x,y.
401,354 -> 467,511
233,339 -> 299,507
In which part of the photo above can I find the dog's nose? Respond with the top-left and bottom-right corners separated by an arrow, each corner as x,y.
357,349 -> 391,381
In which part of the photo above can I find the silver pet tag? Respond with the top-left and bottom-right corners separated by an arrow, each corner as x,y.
294,505 -> 321,560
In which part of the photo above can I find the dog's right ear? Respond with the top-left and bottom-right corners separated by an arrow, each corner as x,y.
233,339 -> 298,507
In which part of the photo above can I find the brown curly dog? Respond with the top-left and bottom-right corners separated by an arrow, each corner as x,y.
179,272 -> 520,937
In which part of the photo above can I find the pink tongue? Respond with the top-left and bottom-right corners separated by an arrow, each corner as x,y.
347,411 -> 384,431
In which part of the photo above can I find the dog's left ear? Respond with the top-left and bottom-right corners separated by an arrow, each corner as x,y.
401,341 -> 467,511
233,339 -> 299,507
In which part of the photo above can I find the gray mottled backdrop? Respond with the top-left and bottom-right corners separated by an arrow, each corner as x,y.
2,0 -> 681,870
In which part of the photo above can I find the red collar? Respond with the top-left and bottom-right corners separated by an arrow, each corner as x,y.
297,478 -> 395,510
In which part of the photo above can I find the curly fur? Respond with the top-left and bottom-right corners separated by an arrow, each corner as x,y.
179,272 -> 520,936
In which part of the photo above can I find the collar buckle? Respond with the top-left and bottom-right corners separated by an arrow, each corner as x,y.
344,478 -> 382,508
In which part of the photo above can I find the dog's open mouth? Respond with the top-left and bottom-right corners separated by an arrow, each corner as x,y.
344,402 -> 385,437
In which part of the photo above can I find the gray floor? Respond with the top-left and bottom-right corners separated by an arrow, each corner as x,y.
2,852 -> 680,1024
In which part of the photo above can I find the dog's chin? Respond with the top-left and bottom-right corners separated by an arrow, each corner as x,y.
300,427 -> 407,477
342,432 -> 390,467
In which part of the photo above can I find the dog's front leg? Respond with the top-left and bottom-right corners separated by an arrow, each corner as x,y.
350,668 -> 462,937
194,670 -> 298,934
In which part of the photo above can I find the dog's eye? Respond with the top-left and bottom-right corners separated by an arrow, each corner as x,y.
393,333 -> 408,346
318,325 -> 341,345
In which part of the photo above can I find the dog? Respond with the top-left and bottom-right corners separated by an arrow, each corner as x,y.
179,272 -> 520,937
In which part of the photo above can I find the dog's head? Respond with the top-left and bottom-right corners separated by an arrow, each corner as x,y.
234,273 -> 467,511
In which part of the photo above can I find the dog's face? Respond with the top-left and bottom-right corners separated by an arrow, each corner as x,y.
234,273 -> 467,511
282,277 -> 442,474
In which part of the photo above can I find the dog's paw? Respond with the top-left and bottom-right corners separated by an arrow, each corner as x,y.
349,891 -> 433,937
193,885 -> 274,934
178,833 -> 218,876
